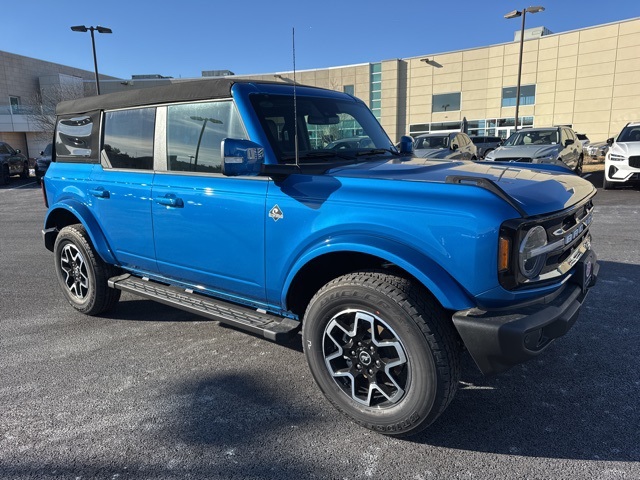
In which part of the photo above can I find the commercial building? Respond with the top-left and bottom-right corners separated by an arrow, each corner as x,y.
247,17 -> 640,143
0,51 -> 117,157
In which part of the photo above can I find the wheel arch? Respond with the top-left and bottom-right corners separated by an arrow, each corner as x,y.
43,201 -> 116,264
283,236 -> 475,319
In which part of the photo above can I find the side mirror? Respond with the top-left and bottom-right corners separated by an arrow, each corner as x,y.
15,149 -> 21,154
564,139 -> 575,147
606,137 -> 614,145
40,151 -> 45,155
451,143 -> 459,151
398,135 -> 414,154
221,138 -> 264,176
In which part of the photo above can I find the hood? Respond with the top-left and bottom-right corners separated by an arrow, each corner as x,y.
610,141 -> 640,156
489,144 -> 560,160
329,158 -> 595,217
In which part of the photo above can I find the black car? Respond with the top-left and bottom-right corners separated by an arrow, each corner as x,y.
35,143 -> 53,185
470,136 -> 502,159
0,141 -> 29,185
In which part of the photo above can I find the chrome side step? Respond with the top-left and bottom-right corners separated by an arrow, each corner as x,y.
108,274 -> 300,342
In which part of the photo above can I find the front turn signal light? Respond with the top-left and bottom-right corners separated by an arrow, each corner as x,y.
498,236 -> 511,272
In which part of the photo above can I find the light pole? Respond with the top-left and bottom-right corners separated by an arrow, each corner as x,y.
70,25 -> 112,95
504,6 -> 544,131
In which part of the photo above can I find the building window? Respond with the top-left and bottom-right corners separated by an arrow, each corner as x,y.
103,108 -> 156,170
9,96 -> 20,114
343,85 -> 354,96
432,93 -> 461,113
370,63 -> 382,120
502,85 -> 536,107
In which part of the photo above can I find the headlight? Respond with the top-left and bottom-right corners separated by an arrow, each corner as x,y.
485,153 -> 495,161
534,154 -> 555,162
519,226 -> 547,279
609,153 -> 626,162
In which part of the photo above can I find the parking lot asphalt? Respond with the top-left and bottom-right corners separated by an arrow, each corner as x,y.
1,175 -> 639,480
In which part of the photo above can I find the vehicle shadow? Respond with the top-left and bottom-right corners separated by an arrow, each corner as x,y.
413,260 -> 640,461
102,261 -> 639,462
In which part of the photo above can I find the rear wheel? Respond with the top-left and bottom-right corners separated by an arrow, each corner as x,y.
54,224 -> 121,315
302,271 -> 460,437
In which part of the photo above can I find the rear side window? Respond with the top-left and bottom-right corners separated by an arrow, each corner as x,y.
103,108 -> 156,170
55,114 -> 98,160
166,100 -> 246,174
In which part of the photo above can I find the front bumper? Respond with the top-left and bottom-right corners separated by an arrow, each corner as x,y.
452,249 -> 598,375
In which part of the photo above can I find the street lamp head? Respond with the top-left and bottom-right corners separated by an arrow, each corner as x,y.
96,26 -> 112,34
525,5 -> 545,14
70,25 -> 88,32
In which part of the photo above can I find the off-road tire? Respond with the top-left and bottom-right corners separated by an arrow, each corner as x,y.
302,270 -> 461,437
54,224 -> 121,315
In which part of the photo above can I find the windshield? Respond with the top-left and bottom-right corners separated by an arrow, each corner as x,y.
618,125 -> 640,142
43,143 -> 53,155
415,135 -> 449,149
503,129 -> 559,146
250,94 -> 394,163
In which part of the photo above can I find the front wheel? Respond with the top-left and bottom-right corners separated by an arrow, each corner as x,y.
574,155 -> 584,176
54,224 -> 121,315
302,271 -> 461,437
603,175 -> 615,190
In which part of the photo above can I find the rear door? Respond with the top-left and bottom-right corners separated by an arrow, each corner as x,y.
89,107 -> 157,273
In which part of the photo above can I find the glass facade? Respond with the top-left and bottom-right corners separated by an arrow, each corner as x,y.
409,116 -> 534,137
502,85 -> 536,107
432,93 -> 461,113
370,63 -> 381,120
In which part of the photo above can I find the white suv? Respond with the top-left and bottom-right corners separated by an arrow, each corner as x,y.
604,122 -> 640,189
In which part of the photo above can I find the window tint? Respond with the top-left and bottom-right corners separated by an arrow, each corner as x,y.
167,100 -> 246,174
432,93 -> 461,113
103,108 -> 155,170
56,115 -> 94,157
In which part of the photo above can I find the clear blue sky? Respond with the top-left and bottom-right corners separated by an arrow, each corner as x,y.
6,0 -> 640,80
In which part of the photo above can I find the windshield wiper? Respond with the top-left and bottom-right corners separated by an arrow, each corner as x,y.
281,150 -> 356,162
355,148 -> 400,157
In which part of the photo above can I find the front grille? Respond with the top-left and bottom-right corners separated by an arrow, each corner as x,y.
629,156 -> 640,168
536,201 -> 594,281
496,157 -> 533,163
499,197 -> 594,290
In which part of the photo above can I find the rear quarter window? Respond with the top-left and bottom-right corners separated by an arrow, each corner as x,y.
55,113 -> 100,162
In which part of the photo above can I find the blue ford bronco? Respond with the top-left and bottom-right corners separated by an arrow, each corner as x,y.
42,79 -> 598,436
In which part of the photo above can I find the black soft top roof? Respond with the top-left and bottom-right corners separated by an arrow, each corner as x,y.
55,78 -> 282,115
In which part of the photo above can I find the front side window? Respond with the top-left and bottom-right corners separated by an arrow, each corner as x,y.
103,108 -> 155,170
432,93 -> 461,113
166,100 -> 247,174
502,85 -> 536,107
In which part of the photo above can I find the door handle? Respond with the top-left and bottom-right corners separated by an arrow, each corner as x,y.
89,187 -> 110,198
155,194 -> 184,208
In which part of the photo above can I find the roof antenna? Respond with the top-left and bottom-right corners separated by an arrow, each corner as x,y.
293,27 -> 299,168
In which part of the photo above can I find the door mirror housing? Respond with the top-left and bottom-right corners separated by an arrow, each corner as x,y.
564,139 -> 575,147
606,137 -> 615,145
451,143 -> 459,151
398,135 -> 414,154
221,138 -> 264,176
